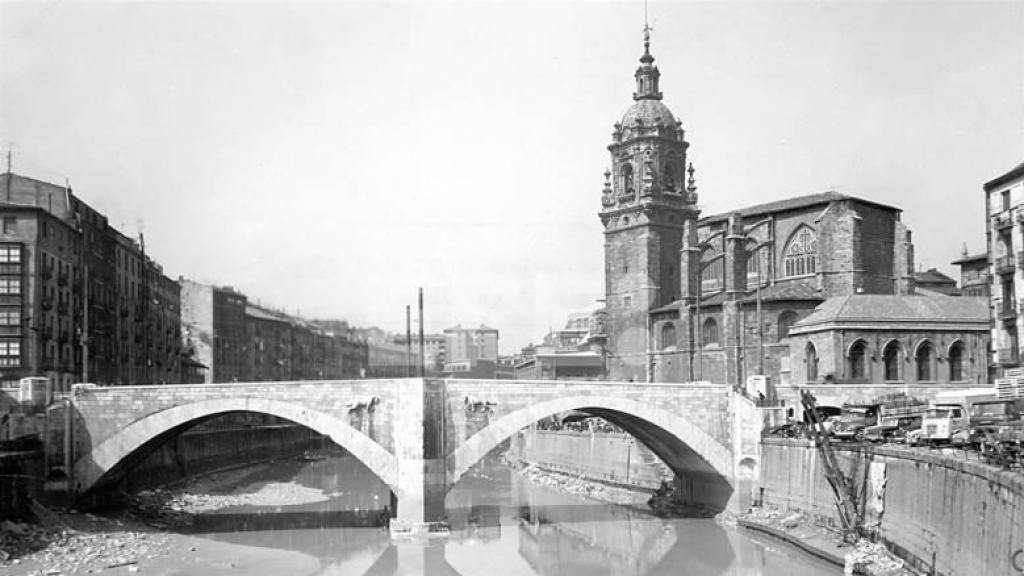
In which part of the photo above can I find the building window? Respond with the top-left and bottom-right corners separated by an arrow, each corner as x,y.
0,309 -> 18,326
0,278 -> 20,295
805,343 -> 818,381
0,245 -> 20,263
1003,189 -> 1011,211
849,340 -> 867,380
883,341 -> 901,381
916,341 -> 934,381
783,227 -> 817,278
777,311 -> 798,341
623,294 -> 632,308
745,241 -> 761,287
661,322 -> 676,350
0,339 -> 20,367
702,318 -> 719,346
2,218 -> 15,235
949,341 -> 965,382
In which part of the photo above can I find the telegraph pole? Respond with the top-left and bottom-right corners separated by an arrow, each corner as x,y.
405,305 -> 412,377
418,288 -> 425,377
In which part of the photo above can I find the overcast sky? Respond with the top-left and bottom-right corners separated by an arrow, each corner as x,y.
2,1 -> 1022,353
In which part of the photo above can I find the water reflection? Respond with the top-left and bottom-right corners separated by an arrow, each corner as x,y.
195,455 -> 839,576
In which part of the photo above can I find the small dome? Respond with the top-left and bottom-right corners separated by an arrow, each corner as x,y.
620,99 -> 676,128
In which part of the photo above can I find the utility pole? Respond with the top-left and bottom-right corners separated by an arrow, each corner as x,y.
418,288 -> 425,377
405,305 -> 412,377
81,266 -> 88,383
5,147 -> 12,201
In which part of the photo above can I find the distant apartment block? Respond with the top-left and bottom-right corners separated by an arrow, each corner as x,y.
393,333 -> 446,373
181,280 -> 367,382
986,160 -> 1024,374
443,324 -> 498,370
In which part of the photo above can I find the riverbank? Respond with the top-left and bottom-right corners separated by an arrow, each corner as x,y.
738,506 -> 916,576
0,455 -> 340,576
0,500 -> 319,576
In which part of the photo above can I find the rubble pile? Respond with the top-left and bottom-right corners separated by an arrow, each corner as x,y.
516,464 -> 634,506
741,505 -> 916,576
844,540 -> 907,576
0,508 -> 171,575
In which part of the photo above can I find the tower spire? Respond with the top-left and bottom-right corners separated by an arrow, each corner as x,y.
643,0 -> 651,57
633,12 -> 660,99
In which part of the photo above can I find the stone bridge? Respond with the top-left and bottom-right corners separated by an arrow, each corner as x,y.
68,378 -> 763,532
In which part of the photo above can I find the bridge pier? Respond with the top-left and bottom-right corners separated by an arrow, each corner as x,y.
390,379 -> 449,536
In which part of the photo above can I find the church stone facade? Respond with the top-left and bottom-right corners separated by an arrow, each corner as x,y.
599,32 -> 989,390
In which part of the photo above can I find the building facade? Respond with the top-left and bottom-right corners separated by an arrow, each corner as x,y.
953,251 -> 990,298
985,161 -> 1024,375
181,281 -> 368,383
0,173 -> 187,389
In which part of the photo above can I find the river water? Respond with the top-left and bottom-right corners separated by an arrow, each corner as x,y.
182,454 -> 840,576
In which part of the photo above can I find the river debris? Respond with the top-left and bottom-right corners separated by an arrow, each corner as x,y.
741,505 -> 914,576
0,501 -> 172,575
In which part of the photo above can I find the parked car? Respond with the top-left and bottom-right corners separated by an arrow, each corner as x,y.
831,404 -> 881,441
864,415 -> 922,443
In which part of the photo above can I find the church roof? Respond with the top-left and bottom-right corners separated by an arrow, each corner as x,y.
700,191 -> 900,224
649,280 -> 824,313
789,294 -> 989,334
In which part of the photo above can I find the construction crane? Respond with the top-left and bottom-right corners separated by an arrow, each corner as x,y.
800,389 -> 862,542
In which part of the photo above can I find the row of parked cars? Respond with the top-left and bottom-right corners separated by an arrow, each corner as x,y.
766,390 -> 1024,470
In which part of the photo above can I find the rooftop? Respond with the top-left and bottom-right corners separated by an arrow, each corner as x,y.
984,160 -> 1024,192
700,191 -> 900,225
951,252 -> 987,265
791,294 -> 989,334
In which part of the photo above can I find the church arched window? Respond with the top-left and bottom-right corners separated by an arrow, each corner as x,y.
783,227 -> 817,278
702,318 -> 719,346
777,311 -> 799,341
949,341 -> 965,382
916,340 -> 935,382
883,341 -> 901,381
621,163 -> 634,194
661,323 -> 676,350
848,340 -> 868,380
806,343 -> 818,381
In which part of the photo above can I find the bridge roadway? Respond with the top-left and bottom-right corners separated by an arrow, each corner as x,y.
68,378 -> 763,534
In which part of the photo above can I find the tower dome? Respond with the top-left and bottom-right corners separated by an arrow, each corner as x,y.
620,99 -> 677,129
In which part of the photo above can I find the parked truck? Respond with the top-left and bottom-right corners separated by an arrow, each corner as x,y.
918,388 -> 997,446
968,398 -> 1024,467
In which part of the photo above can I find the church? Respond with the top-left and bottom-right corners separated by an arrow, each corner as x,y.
597,29 -> 990,394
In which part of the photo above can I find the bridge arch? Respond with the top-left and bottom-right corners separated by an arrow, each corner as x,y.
447,395 -> 734,508
74,397 -> 400,499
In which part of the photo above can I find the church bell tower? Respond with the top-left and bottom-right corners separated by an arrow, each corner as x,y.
600,26 -> 700,382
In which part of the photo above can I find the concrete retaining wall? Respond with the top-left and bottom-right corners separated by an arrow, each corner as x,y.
759,439 -> 1024,576
120,424 -> 319,492
508,429 -> 671,491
